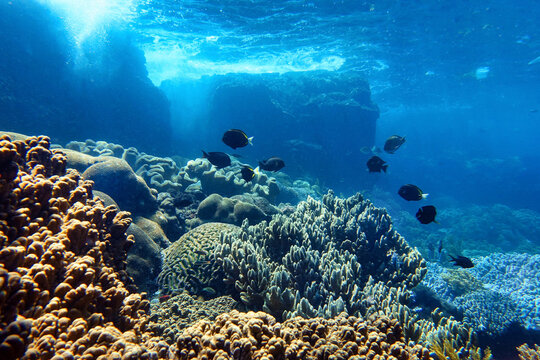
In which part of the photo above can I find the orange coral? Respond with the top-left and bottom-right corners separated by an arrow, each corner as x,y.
176,310 -> 434,360
0,135 -> 170,359
518,344 -> 540,360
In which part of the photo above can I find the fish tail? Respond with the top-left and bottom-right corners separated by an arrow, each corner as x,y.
254,166 -> 260,175
422,193 -> 429,199
382,164 -> 388,173
248,136 -> 254,145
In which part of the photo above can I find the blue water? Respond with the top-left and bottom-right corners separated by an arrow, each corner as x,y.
2,0 -> 540,356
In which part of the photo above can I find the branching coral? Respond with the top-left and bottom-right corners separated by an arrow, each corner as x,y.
214,191 -> 427,321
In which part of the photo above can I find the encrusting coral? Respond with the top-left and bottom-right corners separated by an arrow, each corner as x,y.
148,294 -> 238,345
0,135 -> 170,359
175,310 -> 434,360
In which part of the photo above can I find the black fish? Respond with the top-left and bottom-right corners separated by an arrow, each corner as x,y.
222,129 -> 253,149
415,205 -> 438,224
241,165 -> 256,182
202,151 -> 231,169
398,184 -> 428,201
259,157 -> 285,172
384,135 -> 406,154
450,255 -> 474,268
366,156 -> 388,173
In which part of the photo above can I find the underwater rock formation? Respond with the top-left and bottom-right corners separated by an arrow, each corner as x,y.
175,310 -> 433,360
161,71 -> 380,188
0,1 -> 172,154
0,134 -> 170,359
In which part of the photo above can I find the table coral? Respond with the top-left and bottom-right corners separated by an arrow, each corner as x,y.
175,310 -> 434,360
0,135 -> 170,359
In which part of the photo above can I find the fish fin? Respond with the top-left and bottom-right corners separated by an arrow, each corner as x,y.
202,150 -> 208,158
248,136 -> 254,145
422,193 -> 429,199
433,219 -> 439,224
382,164 -> 388,173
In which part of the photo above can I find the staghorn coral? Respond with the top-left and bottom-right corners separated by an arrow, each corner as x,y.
148,294 -> 238,345
518,344 -> 540,360
175,310 -> 434,360
214,191 -> 426,321
157,222 -> 241,296
0,134 -> 171,359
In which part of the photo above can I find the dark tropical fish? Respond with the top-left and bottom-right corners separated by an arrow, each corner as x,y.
398,184 -> 428,201
222,129 -> 253,149
240,165 -> 257,182
449,255 -> 474,268
259,157 -> 285,172
366,156 -> 388,173
384,135 -> 406,154
202,150 -> 231,168
415,205 -> 438,224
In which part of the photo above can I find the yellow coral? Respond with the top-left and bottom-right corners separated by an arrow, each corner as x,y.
517,344 -> 540,360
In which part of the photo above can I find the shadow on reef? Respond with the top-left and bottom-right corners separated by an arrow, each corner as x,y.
478,323 -> 540,360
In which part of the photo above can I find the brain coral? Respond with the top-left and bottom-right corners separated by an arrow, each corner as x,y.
175,310 -> 433,360
157,222 -> 241,296
0,135 -> 170,359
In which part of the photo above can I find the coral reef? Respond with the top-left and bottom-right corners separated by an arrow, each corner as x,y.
196,193 -> 269,226
0,134 -> 170,359
183,191 -> 426,321
392,201 -> 540,259
148,294 -> 238,345
471,253 -> 540,331
180,159 -> 281,203
175,310 -> 433,360
518,344 -> 540,360
157,222 -> 241,295
419,259 -> 525,337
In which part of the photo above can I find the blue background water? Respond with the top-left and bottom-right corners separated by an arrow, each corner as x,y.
1,0 -> 540,213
